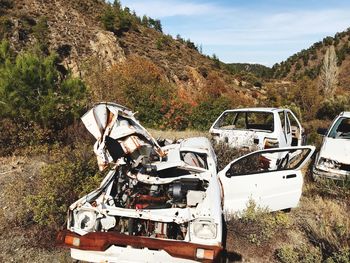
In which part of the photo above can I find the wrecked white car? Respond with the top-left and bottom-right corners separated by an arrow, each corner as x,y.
209,108 -> 305,149
313,112 -> 350,180
57,103 -> 314,263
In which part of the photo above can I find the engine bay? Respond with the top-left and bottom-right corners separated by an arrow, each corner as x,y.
70,103 -> 213,241
70,163 -> 209,241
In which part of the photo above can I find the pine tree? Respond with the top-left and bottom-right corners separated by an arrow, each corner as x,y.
113,0 -> 121,11
153,19 -> 162,32
101,6 -> 116,32
141,15 -> 149,26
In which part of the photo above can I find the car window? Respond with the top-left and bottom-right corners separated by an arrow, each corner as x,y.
245,112 -> 274,132
216,111 -> 274,132
286,113 -> 291,134
279,112 -> 285,131
226,148 -> 312,177
181,151 -> 208,169
328,117 -> 350,139
287,112 -> 298,132
234,112 -> 246,129
214,112 -> 237,129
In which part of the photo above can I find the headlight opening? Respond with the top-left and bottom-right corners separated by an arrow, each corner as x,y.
193,219 -> 217,239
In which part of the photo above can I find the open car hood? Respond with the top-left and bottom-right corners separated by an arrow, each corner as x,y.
81,102 -> 164,170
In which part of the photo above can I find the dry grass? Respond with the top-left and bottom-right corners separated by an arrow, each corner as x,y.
0,155 -> 71,262
148,128 -> 208,140
1,130 -> 349,262
296,196 -> 350,257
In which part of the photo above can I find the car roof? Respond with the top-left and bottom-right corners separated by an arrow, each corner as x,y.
223,107 -> 283,113
340,112 -> 350,118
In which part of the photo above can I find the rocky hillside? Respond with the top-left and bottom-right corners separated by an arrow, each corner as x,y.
272,28 -> 350,89
0,0 -> 259,98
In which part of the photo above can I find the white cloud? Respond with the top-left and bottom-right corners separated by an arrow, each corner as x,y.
119,1 -> 350,64
180,9 -> 350,46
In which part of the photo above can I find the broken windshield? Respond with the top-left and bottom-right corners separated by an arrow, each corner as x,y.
328,117 -> 350,139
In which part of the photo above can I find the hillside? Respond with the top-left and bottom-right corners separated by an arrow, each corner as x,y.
272,28 -> 350,89
226,63 -> 273,79
0,0 -> 261,102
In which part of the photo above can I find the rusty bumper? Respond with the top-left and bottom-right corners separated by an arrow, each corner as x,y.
57,230 -> 223,262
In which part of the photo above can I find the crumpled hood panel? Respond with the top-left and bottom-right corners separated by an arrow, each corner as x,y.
319,137 -> 350,164
81,103 -> 164,170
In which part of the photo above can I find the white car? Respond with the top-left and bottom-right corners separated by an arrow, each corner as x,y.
209,108 -> 304,149
313,112 -> 350,180
57,103 -> 314,263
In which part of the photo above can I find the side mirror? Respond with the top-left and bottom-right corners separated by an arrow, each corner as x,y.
225,167 -> 233,178
317,128 -> 327,136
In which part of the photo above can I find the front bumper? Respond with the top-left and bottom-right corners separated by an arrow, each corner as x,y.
57,230 -> 223,263
312,166 -> 350,181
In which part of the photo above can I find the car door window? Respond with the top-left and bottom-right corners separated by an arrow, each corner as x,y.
225,147 -> 313,177
279,111 -> 288,143
214,112 -> 237,129
286,114 -> 291,134
233,112 -> 246,129
287,112 -> 302,146
279,112 -> 285,132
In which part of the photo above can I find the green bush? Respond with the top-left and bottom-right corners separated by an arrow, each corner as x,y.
324,249 -> 350,263
275,244 -> 322,263
0,0 -> 13,14
101,4 -> 139,33
317,96 -> 350,120
189,96 -> 231,130
101,6 -> 116,32
32,16 -> 49,53
0,118 -> 52,156
26,144 -> 103,229
156,35 -> 172,50
227,200 -> 292,246
0,16 -> 13,39
0,41 -> 87,130
124,81 -> 173,127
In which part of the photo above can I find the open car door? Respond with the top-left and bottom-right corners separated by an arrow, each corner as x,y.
218,146 -> 315,215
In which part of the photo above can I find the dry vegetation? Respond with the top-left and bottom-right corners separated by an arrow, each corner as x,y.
0,130 -> 349,262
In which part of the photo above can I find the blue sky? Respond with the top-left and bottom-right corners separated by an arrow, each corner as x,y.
119,0 -> 350,66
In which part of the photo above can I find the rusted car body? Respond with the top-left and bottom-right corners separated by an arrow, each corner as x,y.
209,108 -> 304,149
57,103 -> 314,263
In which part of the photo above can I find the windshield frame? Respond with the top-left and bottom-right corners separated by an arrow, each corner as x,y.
328,117 -> 350,139
214,111 -> 275,133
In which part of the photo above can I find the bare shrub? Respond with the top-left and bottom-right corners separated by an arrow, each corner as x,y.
227,200 -> 292,246
212,140 -> 253,171
297,197 -> 350,258
3,144 -> 104,248
0,119 -> 52,156
275,244 -> 322,263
